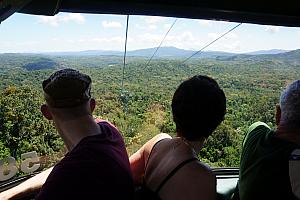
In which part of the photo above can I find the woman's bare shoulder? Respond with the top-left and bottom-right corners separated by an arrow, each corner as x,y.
161,160 -> 216,200
191,160 -> 215,179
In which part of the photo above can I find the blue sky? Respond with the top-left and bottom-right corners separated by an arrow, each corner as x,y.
1,13 -> 300,53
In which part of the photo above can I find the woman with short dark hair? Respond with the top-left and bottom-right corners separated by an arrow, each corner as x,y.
130,75 -> 226,200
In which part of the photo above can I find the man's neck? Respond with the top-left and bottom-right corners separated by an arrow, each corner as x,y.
275,125 -> 300,146
54,115 -> 101,151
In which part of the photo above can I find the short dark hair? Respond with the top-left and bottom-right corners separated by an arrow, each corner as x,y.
171,75 -> 226,140
43,69 -> 91,108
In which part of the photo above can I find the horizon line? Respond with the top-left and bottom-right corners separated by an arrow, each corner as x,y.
0,46 -> 295,55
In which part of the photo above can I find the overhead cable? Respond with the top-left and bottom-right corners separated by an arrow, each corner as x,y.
181,23 -> 242,64
145,18 -> 178,67
121,15 -> 130,94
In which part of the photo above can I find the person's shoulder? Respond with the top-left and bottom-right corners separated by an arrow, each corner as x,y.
242,121 -> 272,146
177,160 -> 215,189
153,133 -> 173,142
143,133 -> 172,155
248,121 -> 271,134
52,150 -> 126,180
95,118 -> 118,129
181,161 -> 216,198
190,161 -> 215,179
95,118 -> 123,139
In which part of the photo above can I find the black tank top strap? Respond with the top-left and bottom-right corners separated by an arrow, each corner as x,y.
155,157 -> 198,194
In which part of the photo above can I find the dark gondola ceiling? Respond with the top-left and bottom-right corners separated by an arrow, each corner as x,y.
1,0 -> 300,27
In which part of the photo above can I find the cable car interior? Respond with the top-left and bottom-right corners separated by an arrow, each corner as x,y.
1,0 -> 300,199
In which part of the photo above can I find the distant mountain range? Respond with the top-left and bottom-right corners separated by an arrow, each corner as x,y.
1,46 -> 299,72
40,46 -> 294,58
216,49 -> 300,64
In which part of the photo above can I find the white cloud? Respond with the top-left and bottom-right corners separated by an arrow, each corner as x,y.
223,41 -> 241,51
138,33 -> 162,43
148,25 -> 157,30
208,33 -> 219,40
265,26 -> 280,34
78,39 -> 86,43
38,16 -> 60,27
140,16 -> 164,24
38,13 -> 85,27
1,35 -> 133,52
208,32 -> 238,40
51,37 -> 60,41
50,36 -> 126,51
102,20 -> 122,28
176,31 -> 195,42
137,31 -> 195,48
63,14 -> 85,24
164,23 -> 171,29
205,32 -> 241,52
64,36 -> 123,44
0,41 -> 39,47
90,36 -> 123,43
0,41 -> 40,53
67,39 -> 75,43
135,23 -> 157,31
226,33 -> 238,40
198,20 -> 212,27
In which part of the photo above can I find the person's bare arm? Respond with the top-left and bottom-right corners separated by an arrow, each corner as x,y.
129,133 -> 172,184
0,167 -> 53,200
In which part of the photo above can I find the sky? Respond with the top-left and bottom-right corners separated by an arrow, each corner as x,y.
1,13 -> 300,53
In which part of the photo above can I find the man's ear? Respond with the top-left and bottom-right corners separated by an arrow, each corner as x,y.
90,98 -> 96,113
41,104 -> 53,120
275,104 -> 281,126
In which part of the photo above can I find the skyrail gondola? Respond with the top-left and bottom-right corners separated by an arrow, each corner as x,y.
1,0 -> 300,200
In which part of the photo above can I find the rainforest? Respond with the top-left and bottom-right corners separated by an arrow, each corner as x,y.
0,48 -> 299,175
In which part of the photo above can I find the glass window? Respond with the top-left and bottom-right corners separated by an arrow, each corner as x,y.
0,13 -> 300,183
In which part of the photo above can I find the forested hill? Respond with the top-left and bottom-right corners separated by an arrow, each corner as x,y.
217,49 -> 300,65
0,54 -> 124,71
0,50 -> 299,170
274,49 -> 300,62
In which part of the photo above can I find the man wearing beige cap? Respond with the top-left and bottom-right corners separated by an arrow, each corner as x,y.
13,69 -> 134,200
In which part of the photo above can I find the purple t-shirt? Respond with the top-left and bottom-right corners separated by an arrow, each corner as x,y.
36,120 -> 134,200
